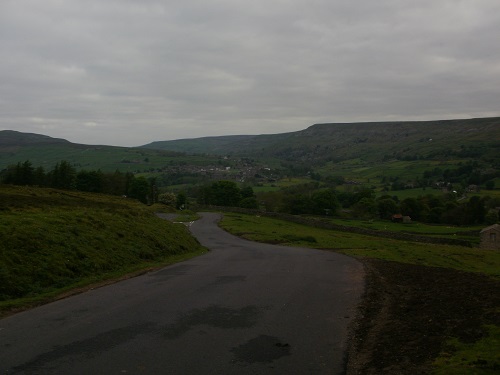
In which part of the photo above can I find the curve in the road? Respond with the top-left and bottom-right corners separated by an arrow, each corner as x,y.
0,212 -> 364,375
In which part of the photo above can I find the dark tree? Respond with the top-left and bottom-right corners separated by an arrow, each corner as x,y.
176,192 -> 187,209
76,170 -> 104,193
281,194 -> 313,215
210,181 -> 241,206
239,197 -> 259,209
49,161 -> 76,189
128,176 -> 150,204
240,186 -> 255,199
377,198 -> 399,220
1,161 -> 35,185
311,189 -> 339,215
464,196 -> 486,224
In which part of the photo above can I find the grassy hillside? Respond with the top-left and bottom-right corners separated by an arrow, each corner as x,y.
142,134 -> 255,154
0,130 -> 70,147
0,130 -> 218,172
276,117 -> 500,162
0,185 -> 206,313
2,117 -> 499,194
4,118 -> 499,169
139,117 -> 500,191
141,117 -> 500,162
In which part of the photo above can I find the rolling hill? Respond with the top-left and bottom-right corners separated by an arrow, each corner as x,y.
0,130 -> 70,147
141,117 -> 500,164
1,117 -> 499,186
0,130 -> 202,173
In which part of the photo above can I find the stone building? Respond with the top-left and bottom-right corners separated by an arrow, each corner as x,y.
480,224 -> 500,250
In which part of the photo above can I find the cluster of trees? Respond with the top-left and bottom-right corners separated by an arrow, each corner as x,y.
387,161 -> 499,192
268,183 -> 341,215
385,142 -> 497,162
3,160 -> 498,225
0,160 -> 156,204
374,193 -> 499,225
158,192 -> 187,210
256,182 -> 499,225
256,183 -> 373,216
421,161 -> 497,188
195,181 -> 259,209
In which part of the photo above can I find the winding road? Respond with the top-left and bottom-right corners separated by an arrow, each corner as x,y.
1,212 -> 364,374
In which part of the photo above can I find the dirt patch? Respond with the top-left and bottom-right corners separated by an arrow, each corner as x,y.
345,259 -> 500,374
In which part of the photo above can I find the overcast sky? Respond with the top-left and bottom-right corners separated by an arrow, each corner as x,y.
1,0 -> 499,146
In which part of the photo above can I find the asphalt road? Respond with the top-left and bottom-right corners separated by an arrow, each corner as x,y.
1,212 -> 364,374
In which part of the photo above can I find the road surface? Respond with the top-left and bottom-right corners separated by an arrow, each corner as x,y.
1,212 -> 364,374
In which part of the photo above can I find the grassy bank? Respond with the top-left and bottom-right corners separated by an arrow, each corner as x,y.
0,185 -> 206,314
219,213 -> 499,276
219,212 -> 500,374
319,217 -> 481,244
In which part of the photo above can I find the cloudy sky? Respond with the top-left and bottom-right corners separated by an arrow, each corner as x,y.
1,0 -> 499,146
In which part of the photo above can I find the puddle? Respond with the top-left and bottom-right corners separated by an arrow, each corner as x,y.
231,335 -> 291,363
163,305 -> 260,339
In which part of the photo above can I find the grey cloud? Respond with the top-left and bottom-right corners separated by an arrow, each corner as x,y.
1,0 -> 499,146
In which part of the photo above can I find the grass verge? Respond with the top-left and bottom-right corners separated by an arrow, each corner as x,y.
0,185 -> 206,316
319,217 -> 481,244
219,212 -> 500,374
219,213 -> 499,276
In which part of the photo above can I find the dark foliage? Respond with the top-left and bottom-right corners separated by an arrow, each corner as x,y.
0,160 -> 156,204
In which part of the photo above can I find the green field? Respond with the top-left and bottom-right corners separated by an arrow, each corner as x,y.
316,158 -> 474,189
2,120 -> 499,198
253,177 -> 312,193
318,217 -> 482,244
0,143 -> 222,173
219,213 -> 499,276
218,212 -> 500,374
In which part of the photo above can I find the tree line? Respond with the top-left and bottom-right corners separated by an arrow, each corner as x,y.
194,180 -> 259,209
253,182 -> 499,226
3,161 -> 498,225
0,160 -> 155,204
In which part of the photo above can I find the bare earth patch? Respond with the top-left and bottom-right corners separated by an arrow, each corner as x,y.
346,259 -> 500,374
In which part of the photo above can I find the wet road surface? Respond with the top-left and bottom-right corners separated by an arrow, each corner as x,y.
1,212 -> 364,374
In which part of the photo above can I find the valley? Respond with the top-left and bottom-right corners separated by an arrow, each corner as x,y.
1,117 -> 499,374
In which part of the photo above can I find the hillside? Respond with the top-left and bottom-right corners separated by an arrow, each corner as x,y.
287,117 -> 500,162
0,185 -> 205,313
142,134 -> 255,154
4,118 -> 499,169
2,117 -> 499,192
0,130 -> 207,173
141,132 -> 292,155
141,117 -> 500,164
0,130 -> 70,147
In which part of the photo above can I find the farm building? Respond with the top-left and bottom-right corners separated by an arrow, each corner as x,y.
480,224 -> 500,250
392,214 -> 412,224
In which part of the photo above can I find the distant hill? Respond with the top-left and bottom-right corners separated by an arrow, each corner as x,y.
2,116 -> 499,173
0,130 -> 70,147
0,131 -> 187,172
142,135 -> 255,154
141,117 -> 500,163
140,133 -> 288,155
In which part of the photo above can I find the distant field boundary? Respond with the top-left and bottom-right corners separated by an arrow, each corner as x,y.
209,206 -> 473,247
